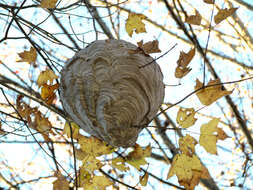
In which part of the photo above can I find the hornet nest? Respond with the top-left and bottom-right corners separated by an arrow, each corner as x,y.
60,39 -> 164,147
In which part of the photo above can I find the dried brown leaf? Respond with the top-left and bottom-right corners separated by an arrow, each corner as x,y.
214,8 -> 238,24
41,83 -> 59,104
140,173 -> 149,186
41,0 -> 57,9
137,40 -> 161,54
176,108 -> 197,128
175,48 -> 195,78
167,154 -> 203,190
199,118 -> 219,155
195,79 -> 232,106
37,69 -> 58,87
17,47 -> 37,64
203,0 -> 214,4
217,127 -> 229,140
185,10 -> 202,25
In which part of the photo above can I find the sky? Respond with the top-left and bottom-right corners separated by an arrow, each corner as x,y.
0,0 -> 253,189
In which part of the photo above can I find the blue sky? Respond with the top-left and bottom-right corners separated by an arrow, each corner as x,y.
0,0 -> 253,189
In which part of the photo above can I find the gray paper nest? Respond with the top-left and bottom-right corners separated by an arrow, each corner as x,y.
60,39 -> 164,147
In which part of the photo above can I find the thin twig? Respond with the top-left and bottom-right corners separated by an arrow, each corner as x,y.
69,122 -> 78,189
157,76 -> 253,117
139,43 -> 177,68
203,0 -> 216,86
0,88 -> 72,180
99,169 -> 139,190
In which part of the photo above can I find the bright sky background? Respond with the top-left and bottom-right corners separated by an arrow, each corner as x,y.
0,0 -> 253,189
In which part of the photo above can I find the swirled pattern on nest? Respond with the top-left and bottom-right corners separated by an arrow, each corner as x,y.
60,39 -> 164,147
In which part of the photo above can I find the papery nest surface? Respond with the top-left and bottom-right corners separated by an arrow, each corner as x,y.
60,39 -> 164,147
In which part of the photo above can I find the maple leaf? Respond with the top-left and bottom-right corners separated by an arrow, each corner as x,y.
140,172 -> 149,186
179,134 -> 198,156
25,110 -> 52,141
175,48 -> 195,78
17,47 -> 37,64
40,0 -> 58,9
125,13 -> 146,37
0,122 -> 5,135
137,40 -> 161,54
126,144 -> 151,170
37,69 -> 58,87
185,10 -> 202,25
16,95 -> 33,119
63,121 -> 80,139
53,172 -> 69,190
214,8 -> 238,24
195,79 -> 232,106
41,83 -> 59,104
167,154 -> 203,190
84,176 -> 113,190
177,48 -> 195,68
112,157 -> 129,172
200,164 -> 211,179
176,107 -> 197,128
79,136 -> 114,158
78,167 -> 92,187
16,95 -> 54,142
199,118 -> 219,154
175,66 -> 191,79
203,0 -> 214,4
217,127 -> 229,140
75,149 -> 88,160
82,156 -> 103,173
35,113 -> 52,134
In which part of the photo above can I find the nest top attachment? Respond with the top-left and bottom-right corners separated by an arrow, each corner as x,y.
60,39 -> 164,147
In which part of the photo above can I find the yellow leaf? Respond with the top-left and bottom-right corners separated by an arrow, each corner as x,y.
40,0 -> 58,9
53,173 -> 69,190
175,48 -> 195,78
140,172 -> 149,186
16,95 -> 33,119
41,84 -> 59,99
126,144 -> 151,170
75,149 -> 88,160
35,114 -> 52,134
79,136 -> 114,158
214,8 -> 238,24
217,127 -> 229,140
195,79 -> 232,106
41,83 -> 59,104
137,40 -> 161,54
16,95 -> 52,136
175,66 -> 191,78
185,10 -> 202,25
17,47 -> 37,63
78,167 -> 91,187
203,0 -> 214,4
63,121 -> 80,139
176,108 -> 197,128
82,156 -> 103,173
167,154 -> 202,190
37,69 -> 58,87
199,118 -> 219,154
112,157 -> 129,172
125,13 -> 146,37
179,135 -> 198,156
83,176 -> 113,190
181,170 -> 202,190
